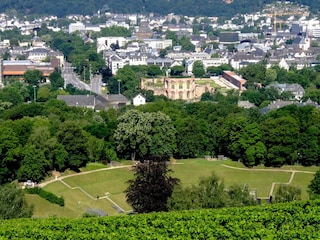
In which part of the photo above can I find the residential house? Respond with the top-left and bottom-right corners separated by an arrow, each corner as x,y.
97,37 -> 127,53
69,22 -> 86,33
107,54 -> 125,75
261,99 -> 320,114
133,93 -> 146,106
143,39 -> 172,51
146,57 -> 174,69
57,93 -> 131,110
26,47 -> 49,62
104,94 -> 131,108
267,82 -> 305,100
57,95 -> 96,109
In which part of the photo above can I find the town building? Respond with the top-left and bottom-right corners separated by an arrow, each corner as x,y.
222,71 -> 247,91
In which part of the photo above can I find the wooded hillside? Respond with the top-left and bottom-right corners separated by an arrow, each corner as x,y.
0,0 -> 319,18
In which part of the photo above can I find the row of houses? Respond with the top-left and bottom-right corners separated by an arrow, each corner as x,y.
0,33 -> 64,83
99,29 -> 320,77
57,92 -> 147,110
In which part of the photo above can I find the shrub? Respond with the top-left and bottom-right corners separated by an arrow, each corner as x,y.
25,187 -> 64,206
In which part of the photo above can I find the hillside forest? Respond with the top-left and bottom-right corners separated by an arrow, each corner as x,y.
0,0 -> 319,18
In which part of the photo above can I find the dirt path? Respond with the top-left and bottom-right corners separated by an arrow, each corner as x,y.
221,164 -> 315,197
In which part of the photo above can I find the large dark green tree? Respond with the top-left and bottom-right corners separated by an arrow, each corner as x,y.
17,144 -> 48,182
49,69 -> 64,91
0,86 -> 24,106
23,70 -> 44,86
261,116 -> 300,166
56,121 -> 89,170
0,127 -> 21,184
125,161 -> 180,213
192,60 -> 205,78
170,65 -> 185,76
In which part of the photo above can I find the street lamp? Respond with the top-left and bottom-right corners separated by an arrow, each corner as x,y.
118,79 -> 121,95
83,65 -> 86,81
33,85 -> 36,102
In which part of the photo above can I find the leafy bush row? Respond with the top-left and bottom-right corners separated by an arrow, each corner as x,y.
1,200 -> 320,239
25,187 -> 64,206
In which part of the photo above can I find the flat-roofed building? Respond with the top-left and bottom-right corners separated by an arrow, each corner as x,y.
222,70 -> 247,91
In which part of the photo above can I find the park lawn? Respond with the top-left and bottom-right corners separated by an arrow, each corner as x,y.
171,159 -> 291,197
223,160 -> 319,172
62,167 -> 133,199
289,172 -> 315,200
40,181 -> 120,217
80,162 -> 109,172
31,159 -> 317,218
195,79 -> 220,88
25,194 -> 75,218
108,193 -> 132,212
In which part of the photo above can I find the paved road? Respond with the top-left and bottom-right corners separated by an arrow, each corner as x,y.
90,74 -> 102,94
62,62 -> 102,94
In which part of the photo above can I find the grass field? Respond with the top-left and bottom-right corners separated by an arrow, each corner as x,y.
195,79 -> 222,88
27,159 -> 318,218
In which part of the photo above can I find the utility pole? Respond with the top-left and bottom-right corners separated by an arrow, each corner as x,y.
0,57 -> 2,87
33,85 -> 36,102
83,66 -> 86,81
118,79 -> 121,95
89,65 -> 92,95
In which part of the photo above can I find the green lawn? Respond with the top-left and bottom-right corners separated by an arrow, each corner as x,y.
171,160 -> 292,197
289,172 -> 315,200
29,159 -> 317,218
80,162 -> 110,172
195,79 -> 222,88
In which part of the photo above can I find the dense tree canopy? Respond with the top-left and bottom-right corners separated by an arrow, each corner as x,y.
0,0 -> 318,19
114,109 -> 176,161
192,60 -> 205,78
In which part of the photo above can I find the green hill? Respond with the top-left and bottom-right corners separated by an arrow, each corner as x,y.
0,0 -> 319,18
1,200 -> 320,239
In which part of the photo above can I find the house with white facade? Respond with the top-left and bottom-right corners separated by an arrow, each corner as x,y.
69,22 -> 86,33
133,93 -> 146,106
143,39 -> 172,50
97,37 -> 127,53
267,82 -> 305,101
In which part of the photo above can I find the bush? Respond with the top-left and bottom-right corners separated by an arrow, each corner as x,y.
25,187 -> 64,206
